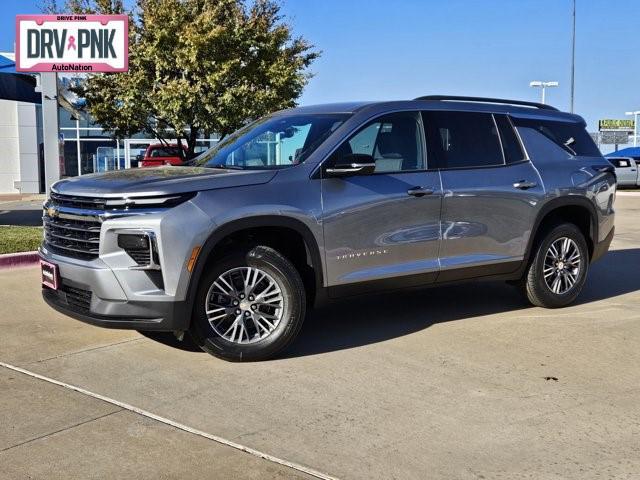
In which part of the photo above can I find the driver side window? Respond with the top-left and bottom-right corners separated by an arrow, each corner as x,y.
333,111 -> 425,173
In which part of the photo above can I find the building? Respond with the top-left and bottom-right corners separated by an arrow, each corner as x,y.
0,52 -> 43,194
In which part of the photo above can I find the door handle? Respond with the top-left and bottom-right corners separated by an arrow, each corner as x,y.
407,187 -> 434,197
513,180 -> 537,190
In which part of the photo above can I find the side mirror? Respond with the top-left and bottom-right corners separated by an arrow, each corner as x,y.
325,153 -> 376,177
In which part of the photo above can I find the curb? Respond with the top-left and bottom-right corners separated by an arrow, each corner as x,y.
0,251 -> 40,269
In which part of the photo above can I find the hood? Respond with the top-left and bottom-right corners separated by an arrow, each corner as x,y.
51,166 -> 278,197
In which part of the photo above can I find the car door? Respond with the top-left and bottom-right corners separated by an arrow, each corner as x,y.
320,111 -> 442,292
422,110 -> 544,282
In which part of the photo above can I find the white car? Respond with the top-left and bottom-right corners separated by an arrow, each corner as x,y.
608,157 -> 639,187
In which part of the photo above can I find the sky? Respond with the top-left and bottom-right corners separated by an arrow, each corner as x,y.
1,0 -> 639,134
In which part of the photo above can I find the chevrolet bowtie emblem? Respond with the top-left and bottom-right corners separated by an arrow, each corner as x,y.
47,206 -> 59,218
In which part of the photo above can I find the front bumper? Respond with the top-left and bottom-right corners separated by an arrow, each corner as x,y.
39,247 -> 191,331
42,285 -> 188,331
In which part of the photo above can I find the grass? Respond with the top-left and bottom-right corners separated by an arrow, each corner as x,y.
0,226 -> 43,254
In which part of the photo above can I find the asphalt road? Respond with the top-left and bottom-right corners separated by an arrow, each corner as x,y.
0,195 -> 639,479
0,200 -> 43,226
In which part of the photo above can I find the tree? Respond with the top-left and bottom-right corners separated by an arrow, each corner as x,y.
43,0 -> 319,158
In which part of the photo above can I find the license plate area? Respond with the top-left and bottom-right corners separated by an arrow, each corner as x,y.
41,260 -> 59,290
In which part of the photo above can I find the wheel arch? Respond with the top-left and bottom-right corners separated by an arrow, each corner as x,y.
524,196 -> 598,268
183,216 -> 324,326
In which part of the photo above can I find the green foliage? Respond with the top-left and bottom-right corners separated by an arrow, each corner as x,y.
50,0 -> 319,157
0,227 -> 43,254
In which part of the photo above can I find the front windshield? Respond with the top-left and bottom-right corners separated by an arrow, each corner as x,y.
194,113 -> 350,169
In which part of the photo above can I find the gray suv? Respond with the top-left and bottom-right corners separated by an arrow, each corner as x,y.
40,96 -> 616,361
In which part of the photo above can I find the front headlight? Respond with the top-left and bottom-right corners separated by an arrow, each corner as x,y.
103,192 -> 196,210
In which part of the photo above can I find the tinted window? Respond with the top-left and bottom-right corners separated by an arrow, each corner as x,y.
512,117 -> 601,157
495,115 -> 526,164
422,111 -> 504,169
332,111 -> 425,173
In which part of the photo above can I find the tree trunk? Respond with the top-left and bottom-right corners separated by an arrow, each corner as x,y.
186,128 -> 199,159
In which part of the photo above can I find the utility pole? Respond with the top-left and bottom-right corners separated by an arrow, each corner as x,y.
570,0 -> 576,113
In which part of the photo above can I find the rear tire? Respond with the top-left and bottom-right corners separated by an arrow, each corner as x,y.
189,246 -> 306,362
523,223 -> 589,308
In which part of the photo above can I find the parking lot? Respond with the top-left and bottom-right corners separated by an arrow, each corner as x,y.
1,194 -> 639,480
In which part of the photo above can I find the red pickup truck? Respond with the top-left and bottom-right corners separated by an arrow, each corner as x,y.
140,144 -> 188,167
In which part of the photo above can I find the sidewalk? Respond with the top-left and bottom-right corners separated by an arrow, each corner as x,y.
1,368 -> 311,480
0,194 -> 46,205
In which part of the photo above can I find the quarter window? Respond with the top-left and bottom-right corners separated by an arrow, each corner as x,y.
422,111 -> 505,169
330,111 -> 425,173
512,117 -> 601,157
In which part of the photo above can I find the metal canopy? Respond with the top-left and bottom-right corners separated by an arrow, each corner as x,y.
0,54 -> 41,104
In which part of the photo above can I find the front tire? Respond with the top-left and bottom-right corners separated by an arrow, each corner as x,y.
189,246 -> 306,361
523,223 -> 589,308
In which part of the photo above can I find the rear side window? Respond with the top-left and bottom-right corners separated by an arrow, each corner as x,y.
494,115 -> 526,164
512,117 -> 601,157
422,111 -> 504,169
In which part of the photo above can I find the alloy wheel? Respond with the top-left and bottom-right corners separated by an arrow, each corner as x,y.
204,267 -> 284,344
543,237 -> 582,295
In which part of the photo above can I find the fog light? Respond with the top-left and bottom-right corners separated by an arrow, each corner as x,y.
118,232 -> 160,270
118,233 -> 149,251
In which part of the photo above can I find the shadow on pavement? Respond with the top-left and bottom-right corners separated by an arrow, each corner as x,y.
138,331 -> 202,352
285,248 -> 640,358
140,249 -> 640,358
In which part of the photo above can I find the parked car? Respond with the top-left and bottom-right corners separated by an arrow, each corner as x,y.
140,143 -> 188,167
40,96 -> 616,361
607,156 -> 639,187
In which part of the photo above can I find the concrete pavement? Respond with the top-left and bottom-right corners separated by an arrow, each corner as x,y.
0,196 -> 639,479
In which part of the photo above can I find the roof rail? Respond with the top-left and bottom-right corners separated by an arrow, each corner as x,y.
413,95 -> 559,111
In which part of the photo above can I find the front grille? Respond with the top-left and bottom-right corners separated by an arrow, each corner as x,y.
43,193 -> 105,260
44,283 -> 92,314
43,214 -> 101,260
61,284 -> 92,312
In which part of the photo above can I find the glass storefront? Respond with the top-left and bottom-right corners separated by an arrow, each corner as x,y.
57,105 -> 219,177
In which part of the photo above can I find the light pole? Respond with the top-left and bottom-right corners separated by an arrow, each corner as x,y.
625,111 -> 640,147
570,0 -> 576,112
530,81 -> 559,104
